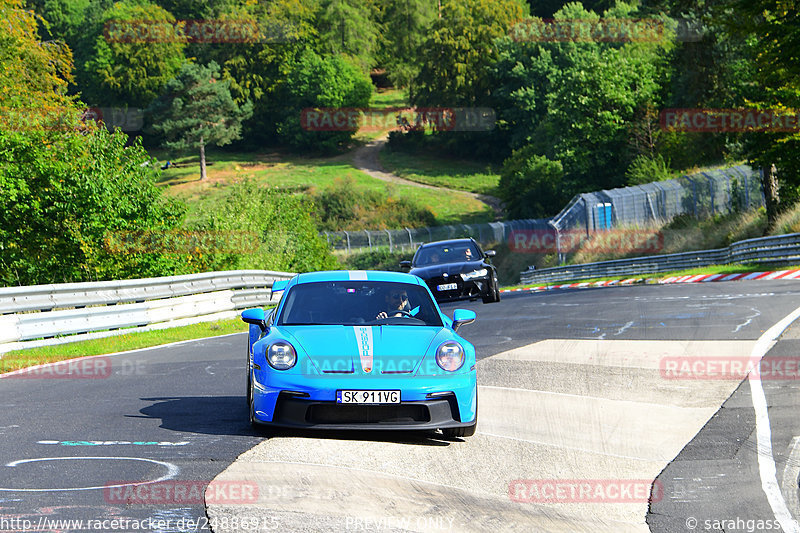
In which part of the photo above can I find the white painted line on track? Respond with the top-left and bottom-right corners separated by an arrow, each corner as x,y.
780,436 -> 800,521
748,305 -> 800,533
0,457 -> 179,492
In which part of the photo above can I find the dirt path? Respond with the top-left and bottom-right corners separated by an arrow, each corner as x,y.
350,135 -> 504,220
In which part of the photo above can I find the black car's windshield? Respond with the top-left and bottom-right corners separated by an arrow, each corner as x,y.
278,281 -> 443,327
413,243 -> 481,266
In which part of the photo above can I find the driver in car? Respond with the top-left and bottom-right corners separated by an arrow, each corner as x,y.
376,289 -> 411,319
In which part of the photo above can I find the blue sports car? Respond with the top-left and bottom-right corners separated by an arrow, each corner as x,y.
241,270 -> 478,437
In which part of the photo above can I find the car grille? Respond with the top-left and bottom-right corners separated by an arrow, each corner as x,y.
306,404 -> 430,424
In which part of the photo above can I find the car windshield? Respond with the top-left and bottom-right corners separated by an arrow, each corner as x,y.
413,243 -> 481,266
277,281 -> 443,327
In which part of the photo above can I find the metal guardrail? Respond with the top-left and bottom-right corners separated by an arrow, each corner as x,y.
521,233 -> 800,285
0,270 -> 295,351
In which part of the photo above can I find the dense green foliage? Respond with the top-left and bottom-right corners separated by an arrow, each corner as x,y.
83,0 -> 187,107
274,50 -> 372,152
0,127 -> 186,285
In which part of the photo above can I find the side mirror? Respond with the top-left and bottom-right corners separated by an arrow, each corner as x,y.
484,250 -> 496,258
241,308 -> 267,331
452,309 -> 476,332
399,260 -> 411,270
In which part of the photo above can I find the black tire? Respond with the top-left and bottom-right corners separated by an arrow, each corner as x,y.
246,338 -> 253,406
248,372 -> 258,428
246,370 -> 252,407
442,394 -> 477,438
441,422 -> 476,438
482,275 -> 500,303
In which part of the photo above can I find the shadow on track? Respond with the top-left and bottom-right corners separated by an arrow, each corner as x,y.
132,396 -> 462,446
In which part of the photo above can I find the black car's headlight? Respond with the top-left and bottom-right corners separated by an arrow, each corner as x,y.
266,341 -> 297,370
461,268 -> 488,281
436,341 -> 465,371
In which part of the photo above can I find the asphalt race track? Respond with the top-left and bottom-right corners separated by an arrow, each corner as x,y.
4,280 -> 800,532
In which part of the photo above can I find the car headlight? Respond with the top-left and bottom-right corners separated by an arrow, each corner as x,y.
436,341 -> 465,371
267,341 -> 297,370
461,268 -> 488,281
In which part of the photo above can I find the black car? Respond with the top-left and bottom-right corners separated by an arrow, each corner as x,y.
400,238 -> 500,303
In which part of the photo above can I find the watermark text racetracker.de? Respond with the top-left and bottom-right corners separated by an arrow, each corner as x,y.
0,515 -> 279,532
299,107 -> 496,132
104,229 -> 258,255
1,357 -> 145,379
509,479 -> 663,503
660,108 -> 800,132
104,480 -> 258,505
508,229 -> 663,254
660,356 -> 800,380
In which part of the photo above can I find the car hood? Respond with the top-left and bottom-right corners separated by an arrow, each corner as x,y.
409,260 -> 487,279
278,325 -> 445,375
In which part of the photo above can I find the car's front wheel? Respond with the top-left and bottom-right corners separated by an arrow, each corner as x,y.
441,421 -> 476,438
442,395 -> 477,438
248,371 -> 258,428
482,275 -> 501,303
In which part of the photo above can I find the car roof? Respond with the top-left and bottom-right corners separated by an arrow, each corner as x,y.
292,270 -> 425,286
418,238 -> 476,248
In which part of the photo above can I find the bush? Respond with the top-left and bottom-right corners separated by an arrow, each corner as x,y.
310,178 -> 436,231
341,249 -> 412,272
0,127 -> 187,285
625,154 -> 672,186
196,180 -> 339,273
497,146 -> 566,219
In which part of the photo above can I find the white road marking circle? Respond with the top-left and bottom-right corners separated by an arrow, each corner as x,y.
0,456 -> 179,492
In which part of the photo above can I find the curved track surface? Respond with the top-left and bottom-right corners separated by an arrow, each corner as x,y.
3,281 -> 800,532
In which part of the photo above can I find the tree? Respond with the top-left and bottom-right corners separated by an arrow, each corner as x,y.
1,0 -> 74,112
412,0 -> 529,106
82,0 -> 187,107
715,0 -> 800,228
317,0 -> 380,71
379,0 -> 436,96
197,0 -> 319,146
484,2 -> 673,196
148,61 -> 253,180
274,49 -> 372,153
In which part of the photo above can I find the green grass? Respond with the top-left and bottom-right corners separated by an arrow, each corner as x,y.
370,88 -> 408,109
379,148 -> 501,196
157,149 -> 493,226
353,89 -> 409,142
1,318 -> 247,373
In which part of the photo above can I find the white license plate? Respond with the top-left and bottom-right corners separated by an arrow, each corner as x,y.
337,390 -> 400,404
437,283 -> 458,291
